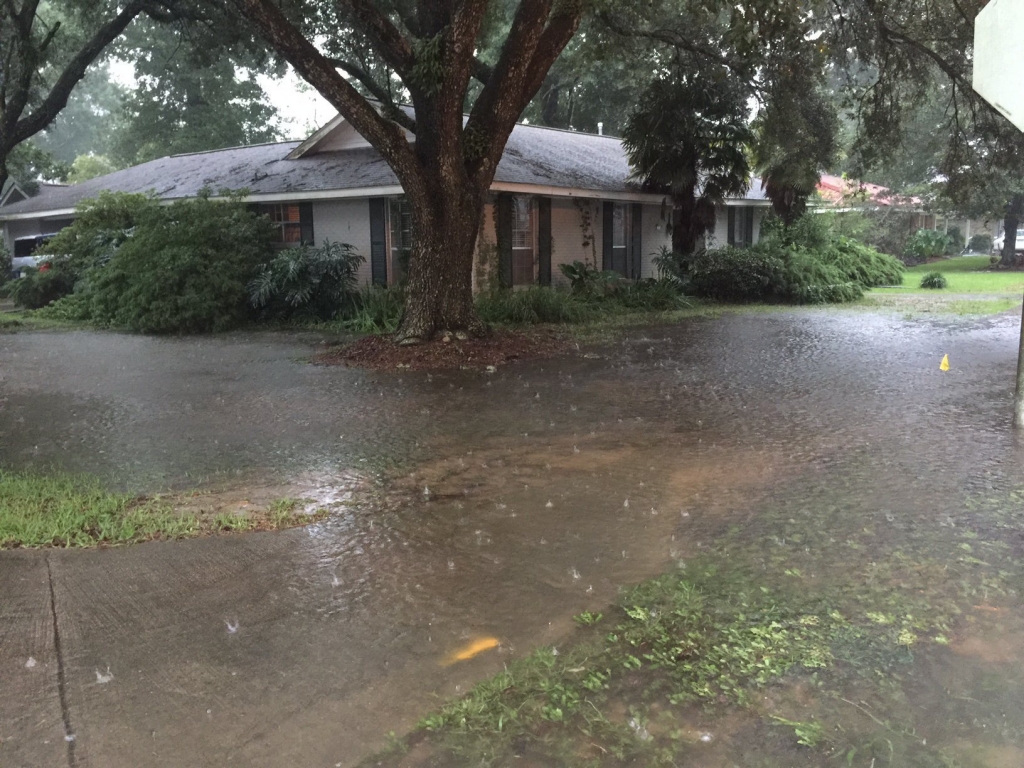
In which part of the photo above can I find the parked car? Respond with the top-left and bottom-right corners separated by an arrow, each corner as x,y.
10,235 -> 54,277
992,230 -> 1024,255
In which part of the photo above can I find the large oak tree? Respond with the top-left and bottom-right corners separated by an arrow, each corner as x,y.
0,0 -> 159,193
227,0 -> 584,343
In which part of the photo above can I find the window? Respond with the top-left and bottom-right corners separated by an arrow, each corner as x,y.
259,203 -> 312,244
389,199 -> 413,283
511,196 -> 534,285
389,199 -> 413,253
607,203 -> 631,277
729,206 -> 755,248
612,204 -> 627,248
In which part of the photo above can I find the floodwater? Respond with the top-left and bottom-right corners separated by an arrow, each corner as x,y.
2,309 -> 1024,767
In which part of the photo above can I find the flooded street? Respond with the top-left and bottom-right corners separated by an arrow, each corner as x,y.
2,308 -> 1024,767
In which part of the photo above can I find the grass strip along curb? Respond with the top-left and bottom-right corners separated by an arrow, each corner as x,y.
0,470 -> 320,548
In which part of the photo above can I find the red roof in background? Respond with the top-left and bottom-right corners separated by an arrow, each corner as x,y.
817,174 -> 924,209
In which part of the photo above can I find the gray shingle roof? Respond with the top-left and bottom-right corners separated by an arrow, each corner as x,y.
0,121 -> 767,217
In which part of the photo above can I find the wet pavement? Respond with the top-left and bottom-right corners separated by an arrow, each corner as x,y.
2,309 -> 1024,767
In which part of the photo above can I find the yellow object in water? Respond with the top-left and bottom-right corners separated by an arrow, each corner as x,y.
940,354 -> 950,372
443,637 -> 500,666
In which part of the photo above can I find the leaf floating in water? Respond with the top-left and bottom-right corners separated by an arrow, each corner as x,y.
442,636 -> 500,666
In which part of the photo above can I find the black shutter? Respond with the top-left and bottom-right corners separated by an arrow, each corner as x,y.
496,193 -> 514,289
369,199 -> 387,286
630,203 -> 643,279
602,202 -> 614,271
744,206 -> 755,247
299,202 -> 314,245
537,197 -> 552,286
727,207 -> 736,246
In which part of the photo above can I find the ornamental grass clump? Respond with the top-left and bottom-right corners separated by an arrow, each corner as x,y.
920,271 -> 948,290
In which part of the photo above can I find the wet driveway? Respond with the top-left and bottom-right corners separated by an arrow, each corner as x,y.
2,309 -> 1024,767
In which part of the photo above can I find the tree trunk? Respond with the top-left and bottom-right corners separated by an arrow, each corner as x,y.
1001,195 -> 1023,268
671,193 -> 716,255
394,182 -> 485,344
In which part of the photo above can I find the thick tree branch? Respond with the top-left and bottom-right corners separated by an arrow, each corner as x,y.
230,0 -> 417,176
465,0 -> 583,184
9,0 -> 150,145
327,56 -> 417,132
336,0 -> 415,76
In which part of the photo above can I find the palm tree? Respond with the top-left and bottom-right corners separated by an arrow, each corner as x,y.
623,65 -> 752,257
753,81 -> 838,226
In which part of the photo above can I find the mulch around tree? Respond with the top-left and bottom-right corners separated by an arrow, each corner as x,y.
313,329 -> 571,372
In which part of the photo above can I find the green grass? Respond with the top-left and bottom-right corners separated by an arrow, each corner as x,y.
0,310 -> 77,332
0,471 -> 198,547
0,471 -> 322,548
872,255 -> 1024,295
363,469 -> 1024,767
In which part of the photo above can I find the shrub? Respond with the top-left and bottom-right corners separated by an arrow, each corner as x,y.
820,237 -> 904,287
0,238 -> 10,287
249,240 -> 364,321
476,287 -> 592,325
777,252 -> 863,304
617,278 -> 692,311
946,226 -> 962,254
81,194 -> 274,333
904,229 -> 952,263
8,267 -> 76,309
34,292 -> 93,322
342,285 -> 405,333
969,234 -> 994,253
45,191 -> 158,284
688,246 -> 785,302
688,213 -> 894,305
920,271 -> 948,289
558,261 -> 624,298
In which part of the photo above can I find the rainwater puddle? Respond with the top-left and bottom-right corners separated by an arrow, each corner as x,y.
2,310 -> 1024,766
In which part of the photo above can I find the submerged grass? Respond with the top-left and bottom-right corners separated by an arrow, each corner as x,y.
365,463 -> 1024,767
0,470 -> 323,548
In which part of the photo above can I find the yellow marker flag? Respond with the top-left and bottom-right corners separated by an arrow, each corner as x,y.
940,354 -> 950,372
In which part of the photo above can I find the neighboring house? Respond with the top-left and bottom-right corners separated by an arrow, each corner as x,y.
0,115 -> 771,287
816,174 -> 997,249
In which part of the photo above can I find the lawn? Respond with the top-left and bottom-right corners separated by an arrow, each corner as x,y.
872,255 -> 1024,295
0,470 -> 323,548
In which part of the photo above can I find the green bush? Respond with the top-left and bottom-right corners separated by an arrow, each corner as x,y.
688,213 -> 896,305
80,194 -> 274,333
45,191 -> 158,286
778,252 -> 863,304
920,271 -> 948,289
0,238 -> 11,287
476,287 -> 592,325
249,240 -> 364,321
969,234 -> 994,253
342,285 -> 405,333
689,246 -> 785,302
946,226 -> 962,254
617,278 -> 692,311
904,229 -> 952,263
8,267 -> 76,309
820,237 -> 904,287
558,261 -> 625,298
34,292 -> 93,322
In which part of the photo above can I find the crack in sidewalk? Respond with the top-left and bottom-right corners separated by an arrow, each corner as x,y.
46,554 -> 77,768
